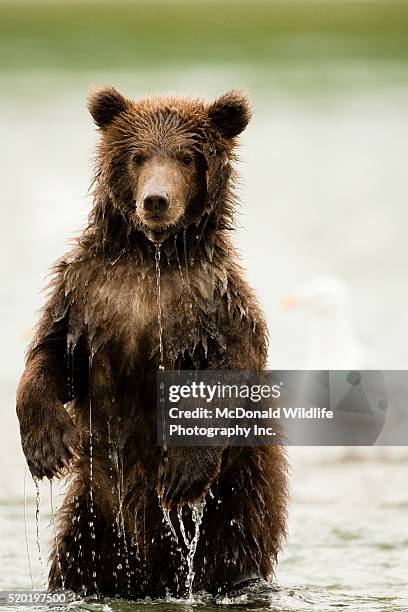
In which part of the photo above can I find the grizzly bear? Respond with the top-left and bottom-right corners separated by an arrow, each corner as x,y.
16,87 -> 288,599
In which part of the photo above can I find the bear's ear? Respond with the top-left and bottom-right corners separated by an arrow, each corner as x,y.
87,86 -> 129,128
207,90 -> 251,139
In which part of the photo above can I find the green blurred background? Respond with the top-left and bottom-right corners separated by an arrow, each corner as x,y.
2,1 -> 408,71
1,2 -> 408,609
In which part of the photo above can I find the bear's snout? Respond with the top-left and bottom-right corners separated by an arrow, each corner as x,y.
134,158 -> 187,231
143,190 -> 170,217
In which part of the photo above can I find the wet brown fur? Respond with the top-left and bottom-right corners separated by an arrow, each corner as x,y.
16,88 -> 288,598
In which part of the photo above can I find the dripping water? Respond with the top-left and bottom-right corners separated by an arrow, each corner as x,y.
133,507 -> 140,559
155,244 -> 181,557
183,229 -> 190,283
174,233 -> 184,279
143,500 -> 147,572
161,507 -> 179,544
154,238 -> 204,599
117,450 -> 131,595
155,243 -> 167,457
33,477 -> 47,588
177,500 -> 206,601
88,354 -> 97,591
23,466 -> 34,590
108,421 -> 120,594
73,496 -> 82,567
50,481 -> 65,590
186,500 -> 205,601
155,244 -> 164,367
67,341 -> 74,401
177,506 -> 190,550
107,420 -> 114,495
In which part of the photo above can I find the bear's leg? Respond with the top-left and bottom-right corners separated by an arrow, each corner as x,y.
153,446 -> 286,598
128,486 -> 187,599
48,478 -> 145,599
193,446 -> 287,595
147,491 -> 264,600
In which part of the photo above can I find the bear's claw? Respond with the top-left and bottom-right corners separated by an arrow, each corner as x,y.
20,404 -> 81,480
157,447 -> 221,509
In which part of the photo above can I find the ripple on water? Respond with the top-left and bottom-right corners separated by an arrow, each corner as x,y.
23,583 -> 405,612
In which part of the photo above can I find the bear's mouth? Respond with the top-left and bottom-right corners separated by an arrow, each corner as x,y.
142,225 -> 171,245
147,214 -> 164,221
139,211 -> 184,244
144,216 -> 175,231
141,215 -> 173,243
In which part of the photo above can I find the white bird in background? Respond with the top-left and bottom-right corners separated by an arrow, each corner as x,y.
281,277 -> 408,457
281,275 -> 367,370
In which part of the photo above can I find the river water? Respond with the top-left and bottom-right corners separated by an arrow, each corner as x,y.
1,66 -> 408,611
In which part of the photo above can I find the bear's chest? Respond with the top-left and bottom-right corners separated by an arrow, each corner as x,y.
83,261 -> 206,359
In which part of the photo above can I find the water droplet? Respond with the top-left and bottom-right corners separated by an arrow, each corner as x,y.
50,481 -> 65,590
33,478 -> 47,588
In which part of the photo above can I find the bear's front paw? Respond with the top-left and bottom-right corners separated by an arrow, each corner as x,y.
157,447 -> 221,509
19,404 -> 81,480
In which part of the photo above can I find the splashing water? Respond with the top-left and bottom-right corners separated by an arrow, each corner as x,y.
50,481 -> 65,590
23,466 -> 34,590
178,500 -> 206,601
33,478 -> 47,588
88,355 -> 97,592
186,500 -> 205,600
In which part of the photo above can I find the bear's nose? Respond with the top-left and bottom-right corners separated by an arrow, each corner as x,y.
143,192 -> 169,215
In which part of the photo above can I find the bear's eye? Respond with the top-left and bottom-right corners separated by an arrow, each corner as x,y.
133,154 -> 144,166
182,154 -> 193,166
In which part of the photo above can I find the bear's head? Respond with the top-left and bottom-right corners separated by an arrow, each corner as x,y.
88,86 -> 251,245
